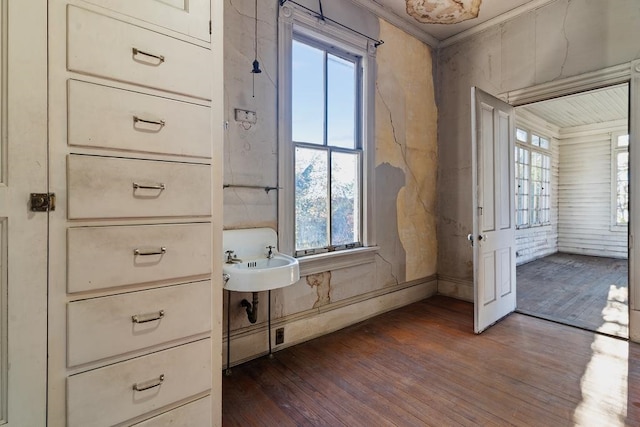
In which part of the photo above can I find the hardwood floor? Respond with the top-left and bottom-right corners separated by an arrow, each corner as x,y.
222,296 -> 640,426
517,253 -> 628,338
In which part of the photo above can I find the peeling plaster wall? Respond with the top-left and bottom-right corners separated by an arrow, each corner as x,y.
436,0 -> 640,297
376,20 -> 438,283
223,0 -> 438,363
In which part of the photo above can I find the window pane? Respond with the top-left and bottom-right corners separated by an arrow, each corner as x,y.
516,128 -> 527,142
331,152 -> 360,245
327,54 -> 356,149
295,147 -> 329,250
617,151 -> 629,225
617,134 -> 629,147
540,138 -> 550,149
292,40 -> 324,145
531,134 -> 540,147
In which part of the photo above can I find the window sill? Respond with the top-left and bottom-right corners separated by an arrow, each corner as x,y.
516,223 -> 552,231
610,224 -> 629,232
298,246 -> 379,276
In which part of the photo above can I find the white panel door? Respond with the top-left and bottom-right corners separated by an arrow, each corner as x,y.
629,60 -> 640,343
471,87 -> 516,333
0,0 -> 48,425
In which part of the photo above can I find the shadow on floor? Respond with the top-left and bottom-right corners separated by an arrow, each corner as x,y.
517,252 -> 628,338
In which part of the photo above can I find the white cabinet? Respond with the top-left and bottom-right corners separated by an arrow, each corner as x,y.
67,6 -> 212,100
47,0 -> 221,425
67,339 -> 212,427
67,224 -> 212,293
67,281 -> 212,366
80,0 -> 211,42
67,155 -> 212,219
68,80 -> 213,158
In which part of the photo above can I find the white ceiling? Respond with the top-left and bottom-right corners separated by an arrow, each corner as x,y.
349,0 -> 556,46
518,84 -> 629,129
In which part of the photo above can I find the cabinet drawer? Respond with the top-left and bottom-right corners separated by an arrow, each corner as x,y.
80,0 -> 210,42
67,6 -> 211,100
67,155 -> 211,219
68,223 -> 211,293
68,80 -> 212,158
68,281 -> 211,366
67,339 -> 211,427
132,397 -> 211,426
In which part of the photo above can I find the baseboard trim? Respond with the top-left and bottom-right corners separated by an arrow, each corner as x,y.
437,274 -> 473,302
222,275 -> 437,368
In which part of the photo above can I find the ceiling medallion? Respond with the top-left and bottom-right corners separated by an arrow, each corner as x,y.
406,0 -> 482,24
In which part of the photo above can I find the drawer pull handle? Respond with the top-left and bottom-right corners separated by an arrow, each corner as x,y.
132,309 -> 165,324
132,47 -> 165,64
133,182 -> 166,191
133,247 -> 167,256
133,374 -> 165,392
133,116 -> 166,128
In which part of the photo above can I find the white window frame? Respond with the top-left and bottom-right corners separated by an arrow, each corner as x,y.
515,127 -> 552,229
611,131 -> 629,229
277,3 -> 377,274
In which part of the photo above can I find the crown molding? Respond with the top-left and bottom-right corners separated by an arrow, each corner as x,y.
439,0 -> 557,48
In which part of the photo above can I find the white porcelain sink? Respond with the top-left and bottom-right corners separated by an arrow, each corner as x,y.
222,228 -> 300,292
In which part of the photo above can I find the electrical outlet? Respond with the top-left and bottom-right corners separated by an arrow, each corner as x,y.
275,327 -> 284,345
234,108 -> 257,124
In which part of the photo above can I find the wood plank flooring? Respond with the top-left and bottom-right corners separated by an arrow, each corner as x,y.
517,253 -> 628,338
222,296 -> 640,426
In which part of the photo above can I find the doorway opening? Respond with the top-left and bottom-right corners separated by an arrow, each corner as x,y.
514,83 -> 629,339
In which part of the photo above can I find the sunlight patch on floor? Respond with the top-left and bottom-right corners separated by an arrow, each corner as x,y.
597,285 -> 629,337
573,334 -> 628,426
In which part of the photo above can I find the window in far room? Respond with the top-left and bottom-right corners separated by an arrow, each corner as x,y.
612,132 -> 629,227
515,127 -> 551,229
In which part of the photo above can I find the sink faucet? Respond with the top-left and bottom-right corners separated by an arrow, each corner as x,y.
225,250 -> 242,264
266,245 -> 275,259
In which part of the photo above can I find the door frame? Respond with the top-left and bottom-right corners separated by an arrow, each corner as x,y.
499,61 -> 639,343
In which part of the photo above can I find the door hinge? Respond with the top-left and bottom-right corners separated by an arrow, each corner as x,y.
30,193 -> 56,212
209,20 -> 212,35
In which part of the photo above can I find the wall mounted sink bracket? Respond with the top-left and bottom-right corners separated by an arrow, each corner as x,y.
222,227 -> 300,375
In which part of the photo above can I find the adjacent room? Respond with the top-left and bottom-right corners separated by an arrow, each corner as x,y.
514,84 -> 630,338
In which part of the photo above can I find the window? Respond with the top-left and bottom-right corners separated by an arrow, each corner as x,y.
278,5 -> 375,259
515,127 -> 551,228
292,37 -> 362,256
612,133 -> 629,226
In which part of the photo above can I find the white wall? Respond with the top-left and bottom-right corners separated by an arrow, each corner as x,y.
558,121 -> 628,258
437,0 -> 640,299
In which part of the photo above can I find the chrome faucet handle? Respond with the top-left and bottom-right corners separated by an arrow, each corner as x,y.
225,250 -> 235,261
266,245 -> 275,259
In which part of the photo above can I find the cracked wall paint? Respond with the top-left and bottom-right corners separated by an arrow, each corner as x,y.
376,19 -> 438,282
307,272 -> 332,308
437,0 -> 640,285
222,0 -> 437,339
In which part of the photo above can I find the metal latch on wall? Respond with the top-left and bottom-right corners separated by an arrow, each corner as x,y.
30,193 -> 56,212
